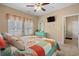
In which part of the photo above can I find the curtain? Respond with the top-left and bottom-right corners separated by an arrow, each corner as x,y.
19,18 -> 23,36
8,15 -> 33,36
24,19 -> 33,35
8,15 -> 23,36
15,17 -> 19,36
15,17 -> 23,36
24,19 -> 28,35
8,15 -> 15,35
29,20 -> 33,35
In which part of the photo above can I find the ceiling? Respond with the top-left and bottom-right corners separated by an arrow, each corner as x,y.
2,3 -> 75,16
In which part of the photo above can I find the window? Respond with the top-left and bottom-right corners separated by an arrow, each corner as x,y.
24,19 -> 33,35
8,15 -> 15,35
8,15 -> 33,36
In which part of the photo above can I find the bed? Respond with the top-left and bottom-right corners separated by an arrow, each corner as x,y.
0,33 -> 60,56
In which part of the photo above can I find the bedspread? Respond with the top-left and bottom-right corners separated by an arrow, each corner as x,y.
0,36 -> 60,56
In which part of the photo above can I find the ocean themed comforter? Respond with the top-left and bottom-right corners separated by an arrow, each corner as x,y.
0,36 -> 60,56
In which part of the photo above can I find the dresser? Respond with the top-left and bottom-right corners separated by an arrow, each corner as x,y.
35,31 -> 47,37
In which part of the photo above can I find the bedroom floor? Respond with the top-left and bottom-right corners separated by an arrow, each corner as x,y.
60,39 -> 79,56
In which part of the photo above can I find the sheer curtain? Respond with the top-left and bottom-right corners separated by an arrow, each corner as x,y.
29,20 -> 33,35
24,19 -> 28,35
8,15 -> 33,36
8,15 -> 23,36
19,18 -> 23,36
24,19 -> 33,35
15,17 -> 23,36
8,15 -> 15,35
15,17 -> 19,36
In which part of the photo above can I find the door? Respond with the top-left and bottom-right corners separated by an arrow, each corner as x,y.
64,15 -> 79,47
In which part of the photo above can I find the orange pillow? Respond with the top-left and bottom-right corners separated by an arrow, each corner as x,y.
0,34 -> 6,49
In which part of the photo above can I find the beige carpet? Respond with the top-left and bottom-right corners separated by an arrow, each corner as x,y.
60,39 -> 79,56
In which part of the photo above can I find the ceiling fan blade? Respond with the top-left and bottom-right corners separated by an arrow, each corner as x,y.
42,3 -> 49,5
41,8 -> 46,11
26,5 -> 34,7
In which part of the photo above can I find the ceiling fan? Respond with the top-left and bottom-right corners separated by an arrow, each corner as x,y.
26,3 -> 49,12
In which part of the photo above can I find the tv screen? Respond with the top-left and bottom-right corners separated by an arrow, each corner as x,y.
47,16 -> 55,22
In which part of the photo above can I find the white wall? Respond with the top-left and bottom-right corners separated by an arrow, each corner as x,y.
38,4 -> 79,44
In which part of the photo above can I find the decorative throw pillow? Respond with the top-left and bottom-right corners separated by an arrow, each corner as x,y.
1,33 -> 25,51
10,36 -> 25,51
0,34 -> 6,49
5,33 -> 25,50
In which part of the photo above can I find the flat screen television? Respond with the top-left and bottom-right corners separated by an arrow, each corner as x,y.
47,16 -> 55,22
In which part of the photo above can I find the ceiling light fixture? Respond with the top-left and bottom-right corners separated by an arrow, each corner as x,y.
34,3 -> 42,11
26,3 -> 49,12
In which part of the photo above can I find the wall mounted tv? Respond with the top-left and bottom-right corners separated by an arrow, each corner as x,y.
47,16 -> 55,22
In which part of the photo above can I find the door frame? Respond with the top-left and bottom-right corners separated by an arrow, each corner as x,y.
62,13 -> 79,48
